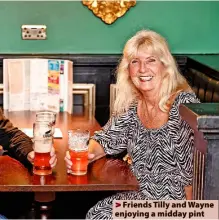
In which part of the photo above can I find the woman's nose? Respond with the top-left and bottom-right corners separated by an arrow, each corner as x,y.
139,61 -> 147,73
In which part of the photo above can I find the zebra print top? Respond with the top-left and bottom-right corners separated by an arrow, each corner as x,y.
91,92 -> 200,199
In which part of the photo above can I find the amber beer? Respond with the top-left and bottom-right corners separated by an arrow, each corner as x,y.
33,139 -> 52,175
69,148 -> 88,175
68,129 -> 90,176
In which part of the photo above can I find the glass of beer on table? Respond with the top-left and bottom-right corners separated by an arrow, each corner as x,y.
33,122 -> 53,175
68,129 -> 90,175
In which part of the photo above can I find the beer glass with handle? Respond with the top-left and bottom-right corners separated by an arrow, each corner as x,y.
36,111 -> 57,137
68,129 -> 90,175
33,122 -> 53,175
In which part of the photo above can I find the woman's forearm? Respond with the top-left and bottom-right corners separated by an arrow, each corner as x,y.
88,139 -> 106,163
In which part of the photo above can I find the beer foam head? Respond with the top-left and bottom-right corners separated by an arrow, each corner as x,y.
68,129 -> 89,151
34,140 -> 52,153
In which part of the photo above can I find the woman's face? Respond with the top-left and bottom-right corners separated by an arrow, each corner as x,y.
128,50 -> 165,96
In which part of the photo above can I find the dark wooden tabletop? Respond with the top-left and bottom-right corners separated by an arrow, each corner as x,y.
0,111 -> 138,192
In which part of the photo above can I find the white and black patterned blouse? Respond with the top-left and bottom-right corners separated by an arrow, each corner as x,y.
86,92 -> 200,219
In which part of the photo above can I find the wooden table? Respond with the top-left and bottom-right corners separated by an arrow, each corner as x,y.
0,111 -> 138,218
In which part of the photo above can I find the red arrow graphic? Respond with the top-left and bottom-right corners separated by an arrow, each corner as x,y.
115,202 -> 121,207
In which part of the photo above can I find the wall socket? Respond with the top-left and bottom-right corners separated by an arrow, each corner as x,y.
21,25 -> 47,40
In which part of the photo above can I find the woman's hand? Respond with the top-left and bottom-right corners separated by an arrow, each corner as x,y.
185,185 -> 193,200
27,146 -> 57,168
123,153 -> 132,165
64,151 -> 95,174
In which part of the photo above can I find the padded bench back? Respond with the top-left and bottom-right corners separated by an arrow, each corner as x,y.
185,68 -> 219,102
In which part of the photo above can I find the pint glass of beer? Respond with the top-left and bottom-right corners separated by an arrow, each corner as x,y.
68,129 -> 90,175
36,111 -> 56,136
36,111 -> 56,126
33,122 -> 53,175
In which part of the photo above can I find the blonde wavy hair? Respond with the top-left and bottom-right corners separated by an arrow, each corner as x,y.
113,30 -> 192,115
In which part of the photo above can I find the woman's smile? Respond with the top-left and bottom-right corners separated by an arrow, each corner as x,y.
139,75 -> 154,82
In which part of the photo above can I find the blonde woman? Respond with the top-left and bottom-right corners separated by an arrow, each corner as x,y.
65,30 -> 200,219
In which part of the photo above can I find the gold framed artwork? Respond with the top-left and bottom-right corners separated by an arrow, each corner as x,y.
82,0 -> 136,24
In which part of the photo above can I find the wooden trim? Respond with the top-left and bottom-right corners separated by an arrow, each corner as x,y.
0,84 -> 3,94
110,84 -> 116,116
187,57 -> 219,81
73,90 -> 89,106
72,83 -> 96,114
0,54 -> 121,66
0,54 -> 188,67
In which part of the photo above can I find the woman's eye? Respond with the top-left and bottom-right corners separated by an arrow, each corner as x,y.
131,60 -> 139,64
148,59 -> 156,63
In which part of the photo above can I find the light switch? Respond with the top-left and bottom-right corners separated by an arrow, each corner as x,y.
21,25 -> 47,40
